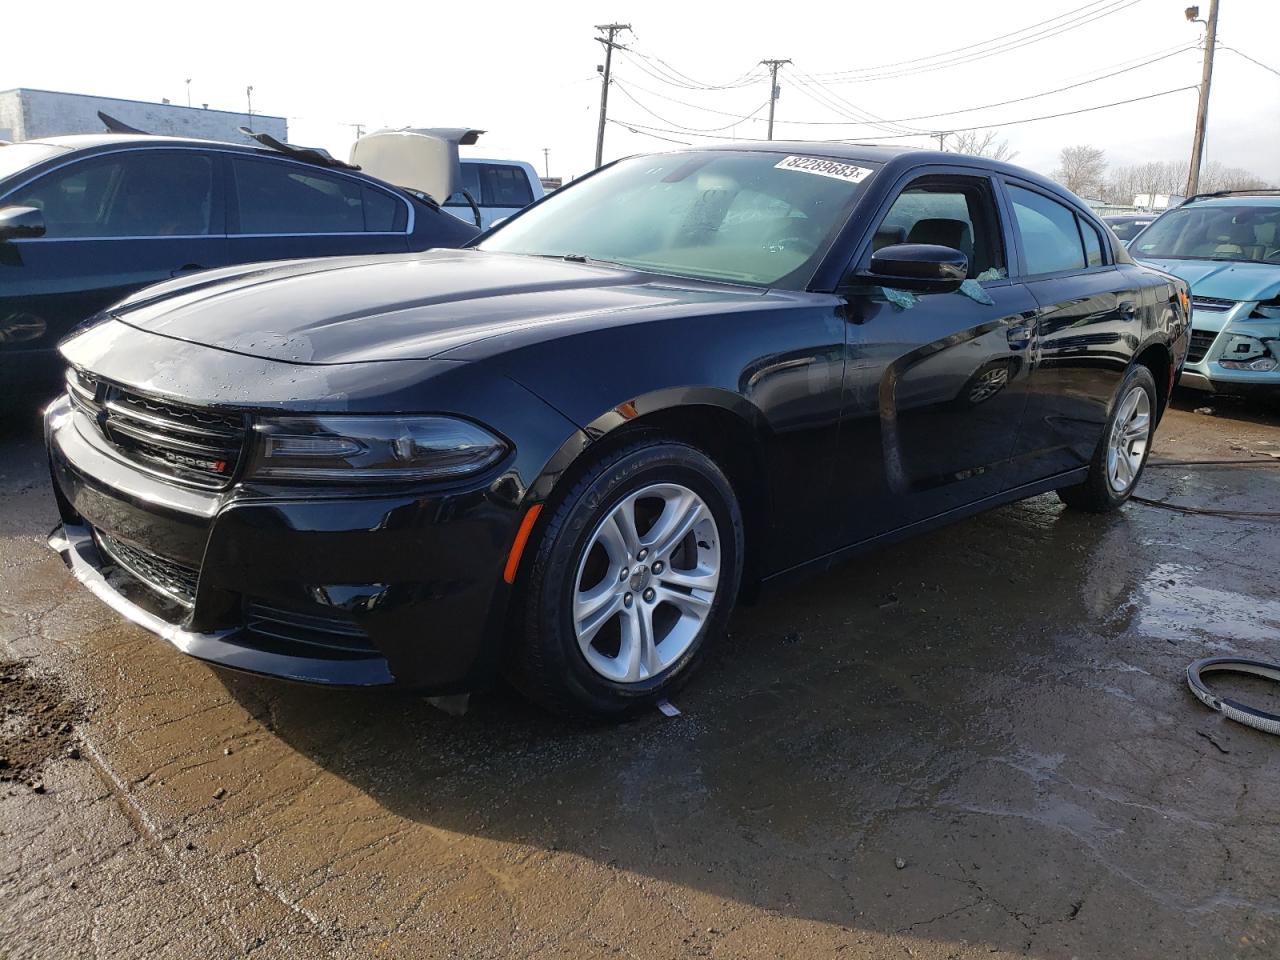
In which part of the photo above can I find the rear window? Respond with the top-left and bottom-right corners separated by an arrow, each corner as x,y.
445,163 -> 534,208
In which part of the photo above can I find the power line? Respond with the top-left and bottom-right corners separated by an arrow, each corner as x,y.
622,45 -> 763,90
810,0 -> 1146,84
806,0 -> 1127,78
611,79 -> 769,132
781,42 -> 1198,128
607,119 -> 692,146
1219,45 -> 1280,79
835,85 -> 1199,140
610,84 -> 1199,145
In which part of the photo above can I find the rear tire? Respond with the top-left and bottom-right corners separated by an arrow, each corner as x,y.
509,438 -> 743,719
1058,364 -> 1157,513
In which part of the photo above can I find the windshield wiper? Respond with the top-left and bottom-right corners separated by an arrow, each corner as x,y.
561,253 -> 589,263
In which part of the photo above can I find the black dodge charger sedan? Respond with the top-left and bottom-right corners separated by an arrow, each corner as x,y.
45,144 -> 1189,717
0,133 -> 478,400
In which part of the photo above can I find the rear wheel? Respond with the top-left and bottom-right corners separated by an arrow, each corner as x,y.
510,438 -> 743,718
1058,365 -> 1157,512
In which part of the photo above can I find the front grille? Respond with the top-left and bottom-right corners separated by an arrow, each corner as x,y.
245,601 -> 378,656
67,369 -> 247,488
94,529 -> 199,607
1187,329 -> 1219,364
1191,295 -> 1234,312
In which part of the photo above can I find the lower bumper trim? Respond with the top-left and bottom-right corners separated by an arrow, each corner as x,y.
50,522 -> 395,686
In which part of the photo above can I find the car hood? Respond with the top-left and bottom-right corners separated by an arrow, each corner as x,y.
104,250 -> 770,364
1137,257 -> 1280,303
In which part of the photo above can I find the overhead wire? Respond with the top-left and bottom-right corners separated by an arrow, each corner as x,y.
609,85 -> 1200,145
804,0 -> 1129,78
610,80 -> 770,133
807,0 -> 1147,83
778,42 -> 1198,129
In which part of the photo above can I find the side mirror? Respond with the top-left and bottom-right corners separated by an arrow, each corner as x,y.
0,206 -> 46,241
854,242 -> 967,294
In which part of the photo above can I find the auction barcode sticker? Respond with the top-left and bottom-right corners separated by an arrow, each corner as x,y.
774,156 -> 873,184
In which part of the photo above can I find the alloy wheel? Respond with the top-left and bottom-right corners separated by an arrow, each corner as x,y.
572,482 -> 721,684
1106,385 -> 1151,493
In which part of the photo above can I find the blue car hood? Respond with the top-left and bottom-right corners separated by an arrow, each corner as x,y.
1138,257 -> 1280,303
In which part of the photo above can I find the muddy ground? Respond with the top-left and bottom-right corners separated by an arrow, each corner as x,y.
1,392 -> 1278,959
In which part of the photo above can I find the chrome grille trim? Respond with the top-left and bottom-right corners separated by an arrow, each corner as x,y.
1191,296 -> 1234,312
66,369 -> 248,488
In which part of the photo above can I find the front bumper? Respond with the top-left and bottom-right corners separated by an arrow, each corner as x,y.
45,393 -> 524,690
1180,304 -> 1280,394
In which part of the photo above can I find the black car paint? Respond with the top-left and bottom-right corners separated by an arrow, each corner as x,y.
46,145 -> 1189,691
0,135 -> 478,397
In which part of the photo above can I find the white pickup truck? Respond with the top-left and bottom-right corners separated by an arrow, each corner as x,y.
350,130 -> 543,232
444,159 -> 544,230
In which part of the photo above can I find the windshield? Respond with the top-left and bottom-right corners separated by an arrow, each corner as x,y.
478,150 -> 876,288
1130,203 -> 1280,263
0,142 -> 70,188
1108,219 -> 1151,241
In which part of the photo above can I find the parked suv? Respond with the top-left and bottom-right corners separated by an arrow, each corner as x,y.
1130,192 -> 1280,396
0,134 -> 478,399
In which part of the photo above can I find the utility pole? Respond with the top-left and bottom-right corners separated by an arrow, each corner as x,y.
185,78 -> 192,108
350,123 -> 365,139
594,23 -> 631,168
936,131 -> 949,151
246,85 -> 254,121
543,147 -> 551,178
1185,0 -> 1219,197
760,59 -> 791,140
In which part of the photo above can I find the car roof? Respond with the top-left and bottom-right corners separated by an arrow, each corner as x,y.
689,141 -> 1072,197
25,133 -> 280,156
1183,193 -> 1280,208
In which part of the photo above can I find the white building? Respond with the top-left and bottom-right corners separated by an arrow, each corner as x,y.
0,88 -> 286,145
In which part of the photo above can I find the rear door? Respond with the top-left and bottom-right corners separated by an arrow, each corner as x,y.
838,169 -> 1040,545
0,147 -> 227,386
1001,180 -> 1140,482
226,156 -> 411,262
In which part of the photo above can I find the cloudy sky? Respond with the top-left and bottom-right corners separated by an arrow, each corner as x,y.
6,0 -> 1278,186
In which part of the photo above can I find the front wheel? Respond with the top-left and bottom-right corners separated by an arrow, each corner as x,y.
509,438 -> 743,718
1058,365 -> 1157,512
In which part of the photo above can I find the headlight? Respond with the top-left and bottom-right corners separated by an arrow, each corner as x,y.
249,415 -> 507,482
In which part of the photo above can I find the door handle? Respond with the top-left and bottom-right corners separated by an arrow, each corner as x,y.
1118,300 -> 1137,319
170,263 -> 205,277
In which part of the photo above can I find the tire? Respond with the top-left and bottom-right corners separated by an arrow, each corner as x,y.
509,438 -> 744,719
1058,364 -> 1158,512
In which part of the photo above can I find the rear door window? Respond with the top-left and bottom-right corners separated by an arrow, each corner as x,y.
10,150 -> 214,238
1008,185 -> 1088,275
232,158 -> 403,234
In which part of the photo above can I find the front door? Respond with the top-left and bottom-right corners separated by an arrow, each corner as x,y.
837,172 -> 1039,546
0,148 -> 227,392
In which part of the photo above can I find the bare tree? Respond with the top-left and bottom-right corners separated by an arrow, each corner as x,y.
1053,145 -> 1107,197
1199,160 -> 1273,193
1104,158 -> 1270,206
948,130 -> 1018,161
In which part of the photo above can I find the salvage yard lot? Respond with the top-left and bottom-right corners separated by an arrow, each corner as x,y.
2,396 -> 1278,959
